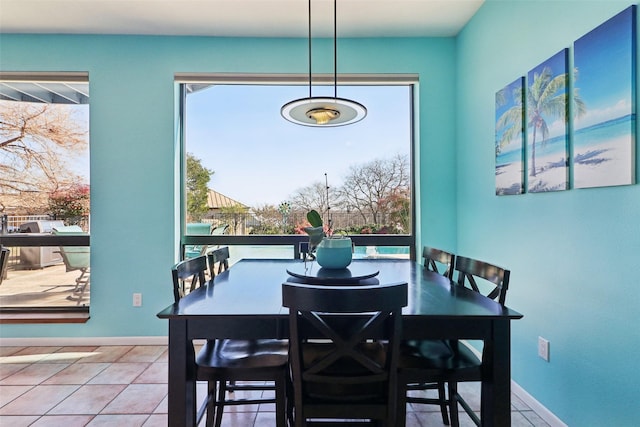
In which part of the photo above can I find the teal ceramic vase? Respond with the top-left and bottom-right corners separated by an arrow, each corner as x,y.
315,237 -> 352,269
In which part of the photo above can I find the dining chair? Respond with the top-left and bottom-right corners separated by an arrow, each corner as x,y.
423,246 -> 455,280
398,255 -> 511,427
297,241 -> 312,260
171,256 -> 289,427
282,281 -> 408,427
400,246 -> 457,425
207,246 -> 229,278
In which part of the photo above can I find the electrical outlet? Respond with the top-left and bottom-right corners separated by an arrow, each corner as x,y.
133,293 -> 142,307
538,336 -> 550,361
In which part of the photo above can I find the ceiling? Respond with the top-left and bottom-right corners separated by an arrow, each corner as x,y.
0,0 -> 484,38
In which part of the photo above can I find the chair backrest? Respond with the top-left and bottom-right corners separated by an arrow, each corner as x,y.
52,226 -> 90,270
422,246 -> 455,280
455,255 -> 510,306
207,246 -> 230,277
0,246 -> 10,285
282,281 -> 408,423
298,241 -> 310,260
171,255 -> 208,303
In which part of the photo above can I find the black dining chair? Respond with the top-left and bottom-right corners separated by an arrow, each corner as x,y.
423,246 -> 455,280
401,246 -> 457,425
171,255 -> 289,427
398,255 -> 511,427
283,281 -> 408,427
207,246 -> 229,278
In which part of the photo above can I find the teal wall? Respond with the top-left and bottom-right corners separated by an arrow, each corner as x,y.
456,1 -> 640,425
0,35 -> 458,335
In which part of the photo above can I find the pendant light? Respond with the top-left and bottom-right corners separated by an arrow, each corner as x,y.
281,0 -> 367,127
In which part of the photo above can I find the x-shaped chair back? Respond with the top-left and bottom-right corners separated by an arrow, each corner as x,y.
208,246 -> 230,277
422,246 -> 455,280
283,282 -> 407,425
171,255 -> 208,303
455,255 -> 510,306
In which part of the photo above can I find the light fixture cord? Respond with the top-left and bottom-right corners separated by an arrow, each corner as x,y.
308,0 -> 312,99
333,0 -> 337,98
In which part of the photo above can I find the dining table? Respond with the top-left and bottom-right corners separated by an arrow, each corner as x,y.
157,258 -> 523,427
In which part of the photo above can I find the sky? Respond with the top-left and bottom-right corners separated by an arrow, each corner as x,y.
573,5 -> 635,130
185,84 -> 411,207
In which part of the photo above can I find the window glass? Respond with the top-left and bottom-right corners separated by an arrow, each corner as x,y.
182,80 -> 413,261
0,75 -> 90,310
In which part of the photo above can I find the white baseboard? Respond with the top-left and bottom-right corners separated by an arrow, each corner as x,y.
511,381 -> 567,427
0,336 -> 168,347
460,340 -> 566,427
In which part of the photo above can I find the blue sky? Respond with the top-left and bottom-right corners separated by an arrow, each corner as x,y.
185,84 -> 411,207
573,5 -> 635,129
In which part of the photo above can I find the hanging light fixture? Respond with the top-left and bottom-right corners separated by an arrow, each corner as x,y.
281,0 -> 367,127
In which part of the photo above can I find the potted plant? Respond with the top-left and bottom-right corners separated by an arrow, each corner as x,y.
304,209 -> 352,269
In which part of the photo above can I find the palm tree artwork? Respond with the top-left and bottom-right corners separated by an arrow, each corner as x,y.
495,77 -> 525,195
525,49 -> 585,192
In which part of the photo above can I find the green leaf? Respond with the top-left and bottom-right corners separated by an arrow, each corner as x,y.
306,209 -> 323,227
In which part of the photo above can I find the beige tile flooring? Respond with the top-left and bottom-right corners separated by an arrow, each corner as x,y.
0,345 -> 550,427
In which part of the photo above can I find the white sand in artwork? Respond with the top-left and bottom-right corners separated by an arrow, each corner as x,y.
526,152 -> 568,192
495,162 -> 523,195
496,135 -> 634,193
573,136 -> 634,189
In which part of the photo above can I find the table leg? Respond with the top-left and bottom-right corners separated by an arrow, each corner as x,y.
481,319 -> 511,426
168,318 -> 196,427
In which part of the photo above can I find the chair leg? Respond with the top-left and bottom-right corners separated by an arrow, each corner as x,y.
396,382 -> 408,427
214,380 -> 227,427
448,381 -> 460,427
432,381 -> 449,425
206,381 -> 217,427
275,373 -> 287,427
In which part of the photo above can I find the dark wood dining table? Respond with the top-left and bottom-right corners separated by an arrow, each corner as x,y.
157,258 -> 523,427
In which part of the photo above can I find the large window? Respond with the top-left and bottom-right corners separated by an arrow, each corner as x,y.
179,75 -> 415,262
0,73 -> 90,314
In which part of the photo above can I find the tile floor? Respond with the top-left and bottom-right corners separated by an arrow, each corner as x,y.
0,345 -> 550,427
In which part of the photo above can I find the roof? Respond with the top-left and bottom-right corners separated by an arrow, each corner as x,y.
207,189 -> 248,210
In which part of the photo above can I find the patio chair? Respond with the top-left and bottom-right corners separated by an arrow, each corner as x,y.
171,255 -> 288,427
283,281 -> 408,427
0,246 -> 9,285
398,255 -> 510,427
52,226 -> 90,301
184,223 -> 229,259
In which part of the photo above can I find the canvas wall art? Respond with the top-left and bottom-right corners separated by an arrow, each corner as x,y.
526,49 -> 570,193
573,5 -> 636,189
495,77 -> 525,195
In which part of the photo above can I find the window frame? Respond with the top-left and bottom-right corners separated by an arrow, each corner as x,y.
176,73 -> 417,260
0,72 -> 90,319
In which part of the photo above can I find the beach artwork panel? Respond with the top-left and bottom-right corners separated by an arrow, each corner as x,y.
527,49 -> 570,192
573,5 -> 636,189
495,77 -> 525,195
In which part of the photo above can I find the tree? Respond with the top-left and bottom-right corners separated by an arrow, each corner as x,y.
377,187 -> 411,233
186,153 -> 213,222
289,181 -> 335,224
249,204 -> 283,234
0,102 -> 88,213
48,184 -> 90,225
338,154 -> 410,224
219,204 -> 248,235
526,67 -> 585,177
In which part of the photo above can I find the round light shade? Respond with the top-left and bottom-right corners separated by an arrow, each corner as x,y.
281,97 -> 367,127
